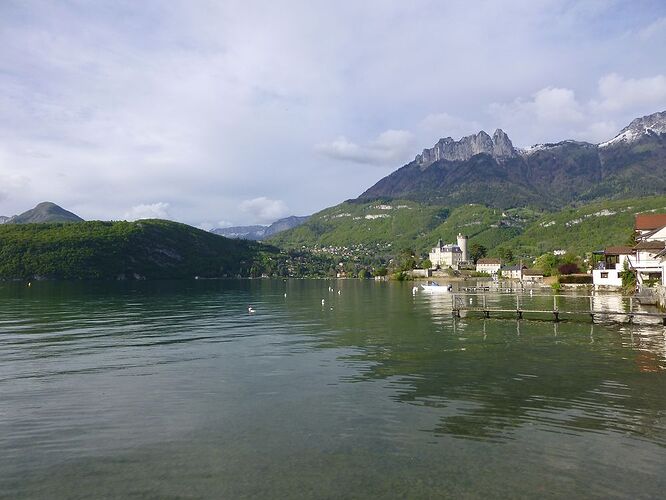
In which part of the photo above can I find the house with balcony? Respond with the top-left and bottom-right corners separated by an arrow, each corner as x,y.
632,239 -> 666,287
594,214 -> 666,289
593,246 -> 633,288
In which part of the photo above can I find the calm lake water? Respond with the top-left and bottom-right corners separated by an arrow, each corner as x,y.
1,280 -> 665,499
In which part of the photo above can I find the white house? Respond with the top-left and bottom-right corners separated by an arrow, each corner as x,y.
522,269 -> 545,283
429,239 -> 462,268
631,240 -> 666,287
594,215 -> 666,289
593,246 -> 633,288
476,258 -> 501,275
501,265 -> 526,280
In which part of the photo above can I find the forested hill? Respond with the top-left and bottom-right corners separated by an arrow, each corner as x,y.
0,219 -> 274,280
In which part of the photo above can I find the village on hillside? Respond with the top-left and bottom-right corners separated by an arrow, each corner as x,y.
418,215 -> 666,303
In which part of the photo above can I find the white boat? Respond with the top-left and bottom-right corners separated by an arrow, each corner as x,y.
420,282 -> 452,293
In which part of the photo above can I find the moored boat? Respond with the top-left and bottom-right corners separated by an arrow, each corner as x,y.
420,282 -> 452,293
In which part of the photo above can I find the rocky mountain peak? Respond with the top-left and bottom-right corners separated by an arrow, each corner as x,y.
600,110 -> 666,148
415,129 -> 516,168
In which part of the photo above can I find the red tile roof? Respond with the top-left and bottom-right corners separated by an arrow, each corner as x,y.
604,246 -> 634,255
634,213 -> 666,231
477,258 -> 501,264
633,240 -> 666,251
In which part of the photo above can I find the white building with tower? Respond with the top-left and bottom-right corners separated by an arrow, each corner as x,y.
429,233 -> 469,269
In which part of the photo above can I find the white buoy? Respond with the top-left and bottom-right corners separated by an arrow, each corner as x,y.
321,299 -> 325,305
412,286 -> 418,294
469,298 -> 473,304
284,293 -> 287,298
27,282 -> 32,287
337,290 -> 341,295
248,306 -> 256,313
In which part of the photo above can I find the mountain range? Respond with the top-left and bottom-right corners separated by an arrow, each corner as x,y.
212,215 -> 310,240
270,110 -> 666,257
358,110 -> 666,209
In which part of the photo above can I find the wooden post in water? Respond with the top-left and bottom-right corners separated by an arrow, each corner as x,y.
628,296 -> 633,323
553,295 -> 559,322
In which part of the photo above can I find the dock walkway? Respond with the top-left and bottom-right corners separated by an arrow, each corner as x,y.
449,292 -> 666,325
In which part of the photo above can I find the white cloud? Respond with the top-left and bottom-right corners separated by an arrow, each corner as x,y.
240,197 -> 288,224
638,16 -> 666,40
1,2 -> 666,221
316,129 -> 415,165
123,202 -> 170,221
593,73 -> 666,113
490,87 -> 584,127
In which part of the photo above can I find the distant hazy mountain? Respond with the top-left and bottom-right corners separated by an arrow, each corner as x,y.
3,202 -> 84,224
358,110 -> 666,209
212,215 -> 310,240
0,216 -> 10,224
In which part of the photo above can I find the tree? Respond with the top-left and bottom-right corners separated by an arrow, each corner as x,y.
374,267 -> 388,277
535,253 -> 560,276
557,262 -> 580,275
496,247 -> 513,262
420,258 -> 432,269
469,243 -> 487,264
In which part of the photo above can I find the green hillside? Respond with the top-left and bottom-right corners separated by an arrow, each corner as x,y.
0,219 -> 272,280
269,196 -> 666,261
506,196 -> 666,257
269,199 -> 449,250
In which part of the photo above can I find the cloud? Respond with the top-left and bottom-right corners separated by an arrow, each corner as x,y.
593,73 -> 666,113
316,129 -> 415,165
638,16 -> 666,40
123,202 -> 170,221
490,87 -> 584,126
1,2 -> 666,221
418,113 -> 482,139
240,197 -> 287,223
488,72 -> 666,145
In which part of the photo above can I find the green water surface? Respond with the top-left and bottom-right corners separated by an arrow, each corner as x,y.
0,280 -> 665,499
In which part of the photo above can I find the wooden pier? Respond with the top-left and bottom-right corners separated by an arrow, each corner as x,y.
449,292 -> 666,325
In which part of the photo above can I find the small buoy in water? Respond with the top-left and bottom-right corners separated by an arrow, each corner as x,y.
530,290 -> 533,297
337,290 -> 341,295
470,298 -> 473,304
329,286 -> 333,292
284,293 -> 287,298
248,306 -> 256,313
27,282 -> 32,287
412,286 -> 418,294
321,299 -> 325,305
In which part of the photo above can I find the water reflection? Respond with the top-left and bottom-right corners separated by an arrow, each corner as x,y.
1,280 -> 665,498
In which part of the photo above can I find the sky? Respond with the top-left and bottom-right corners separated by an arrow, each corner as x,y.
1,0 -> 666,227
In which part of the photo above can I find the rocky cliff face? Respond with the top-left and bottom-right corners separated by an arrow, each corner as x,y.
415,129 -> 516,168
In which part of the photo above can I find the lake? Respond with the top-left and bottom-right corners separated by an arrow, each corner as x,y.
1,280 -> 665,498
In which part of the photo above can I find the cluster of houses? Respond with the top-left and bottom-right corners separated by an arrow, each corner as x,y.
428,213 -> 666,290
428,234 -> 544,281
593,214 -> 666,289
